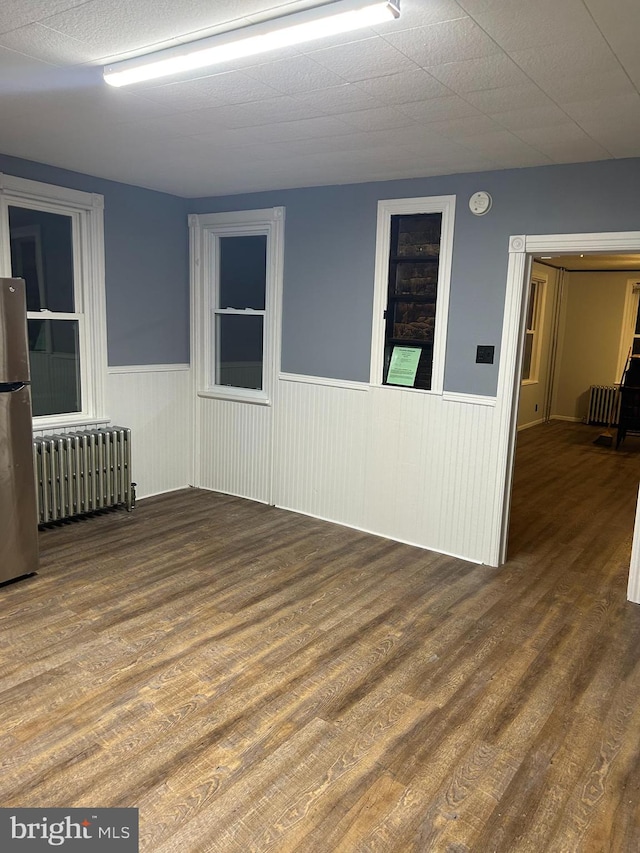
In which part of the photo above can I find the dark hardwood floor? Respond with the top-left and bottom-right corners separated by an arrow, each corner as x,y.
2,420 -> 640,851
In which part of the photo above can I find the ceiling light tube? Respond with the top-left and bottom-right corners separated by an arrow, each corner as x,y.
104,0 -> 400,87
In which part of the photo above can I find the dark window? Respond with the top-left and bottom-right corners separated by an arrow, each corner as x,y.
383,213 -> 442,390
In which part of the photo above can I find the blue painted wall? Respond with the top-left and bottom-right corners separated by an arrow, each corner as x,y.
0,153 -> 189,366
191,157 -> 640,396
4,151 -> 640,394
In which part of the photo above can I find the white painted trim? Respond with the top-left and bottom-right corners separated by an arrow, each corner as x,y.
279,371 -> 370,392
190,207 -> 285,405
628,484 -> 640,604
0,173 -> 99,209
197,390 -> 271,406
0,173 -> 107,426
495,230 -> 640,602
442,391 -> 497,407
32,416 -> 111,432
617,279 -> 640,380
191,483 -> 270,506
490,247 -> 531,567
370,194 -> 456,394
108,363 -> 190,374
517,418 -> 544,431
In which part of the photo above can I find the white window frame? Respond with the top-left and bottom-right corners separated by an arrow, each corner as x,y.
0,173 -> 107,430
370,195 -> 456,394
189,207 -> 284,406
521,274 -> 547,385
617,279 -> 640,380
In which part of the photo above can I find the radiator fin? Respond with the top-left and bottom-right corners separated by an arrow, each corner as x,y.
587,385 -> 621,427
34,426 -> 133,524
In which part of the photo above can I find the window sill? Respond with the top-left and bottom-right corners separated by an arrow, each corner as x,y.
32,415 -> 110,433
198,389 -> 271,406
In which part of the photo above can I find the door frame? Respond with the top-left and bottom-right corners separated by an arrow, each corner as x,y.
491,231 -> 640,603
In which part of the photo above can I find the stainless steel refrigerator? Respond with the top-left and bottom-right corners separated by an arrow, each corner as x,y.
0,277 -> 39,583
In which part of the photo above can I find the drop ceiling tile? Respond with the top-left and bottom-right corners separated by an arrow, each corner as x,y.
459,0 -> 604,52
540,68 -> 636,105
241,55 -> 347,94
0,22 -> 99,63
383,18 -> 502,67
513,122 -> 601,148
353,68 -> 452,104
133,70 -> 282,110
462,83 -> 557,114
331,106 -> 417,131
459,128 -> 551,159
307,36 -> 419,81
572,128 -> 640,159
560,92 -> 640,125
508,40 -> 621,87
38,85 -> 178,126
0,43 -> 57,93
292,84 -> 379,114
422,113 -> 505,137
250,132 -> 372,159
42,0 -> 276,58
372,0 -> 467,33
0,0 -> 87,35
182,95 -> 323,130
425,53 -> 531,94
196,114 -> 353,145
583,0 -> 640,67
396,94 -> 481,122
625,64 -> 640,91
514,136 -> 612,164
493,103 -> 570,132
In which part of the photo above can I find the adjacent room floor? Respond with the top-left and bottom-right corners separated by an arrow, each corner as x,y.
2,420 -> 640,851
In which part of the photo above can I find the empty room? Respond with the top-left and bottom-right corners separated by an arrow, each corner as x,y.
1,0 -> 640,850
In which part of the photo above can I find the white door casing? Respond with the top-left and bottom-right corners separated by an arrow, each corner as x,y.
493,231 -> 640,603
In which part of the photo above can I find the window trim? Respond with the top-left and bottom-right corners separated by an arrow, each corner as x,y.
0,173 -> 107,429
521,274 -> 547,384
189,207 -> 285,406
370,195 -> 456,394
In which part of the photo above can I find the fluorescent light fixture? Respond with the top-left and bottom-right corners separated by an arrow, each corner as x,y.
104,0 -> 401,87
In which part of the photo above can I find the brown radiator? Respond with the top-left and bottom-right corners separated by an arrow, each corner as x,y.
33,427 -> 134,524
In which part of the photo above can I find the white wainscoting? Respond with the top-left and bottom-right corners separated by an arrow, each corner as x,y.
195,395 -> 273,504
274,375 -> 499,564
107,364 -> 192,499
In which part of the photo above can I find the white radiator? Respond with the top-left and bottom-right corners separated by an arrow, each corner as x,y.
587,385 -> 621,426
33,427 -> 134,524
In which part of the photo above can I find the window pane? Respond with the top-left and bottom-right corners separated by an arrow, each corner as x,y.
28,319 -> 81,416
9,206 -> 75,312
522,332 -> 534,380
394,213 -> 442,258
393,262 -> 438,297
526,281 -> 537,331
219,236 -> 266,310
392,302 -> 436,342
215,314 -> 263,390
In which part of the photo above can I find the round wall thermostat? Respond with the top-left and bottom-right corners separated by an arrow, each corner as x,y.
469,191 -> 492,216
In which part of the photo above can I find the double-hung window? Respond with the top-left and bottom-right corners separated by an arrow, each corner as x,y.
371,195 -> 455,393
191,207 -> 284,405
0,174 -> 107,427
521,276 -> 545,383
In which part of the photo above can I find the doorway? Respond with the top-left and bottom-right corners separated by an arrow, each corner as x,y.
493,231 -> 640,602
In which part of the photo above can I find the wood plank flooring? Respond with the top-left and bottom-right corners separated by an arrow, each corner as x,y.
2,420 -> 640,851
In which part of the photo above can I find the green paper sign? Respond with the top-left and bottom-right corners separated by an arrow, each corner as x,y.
387,346 -> 421,386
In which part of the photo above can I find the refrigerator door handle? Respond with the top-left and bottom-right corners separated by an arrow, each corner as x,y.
0,381 -> 28,393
